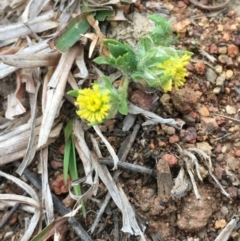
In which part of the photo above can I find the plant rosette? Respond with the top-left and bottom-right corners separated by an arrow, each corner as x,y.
94,15 -> 193,93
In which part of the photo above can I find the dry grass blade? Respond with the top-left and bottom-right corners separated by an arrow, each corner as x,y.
93,125 -> 119,170
73,119 -> 93,185
0,11 -> 58,41
69,172 -> 99,202
38,45 -> 80,148
22,0 -> 51,20
118,185 -> 146,240
0,117 -> 62,165
74,48 -> 89,79
128,102 -> 185,130
0,52 -> 61,68
16,78 -> 40,175
40,147 -> 54,224
0,194 -> 39,209
0,170 -> 41,241
0,200 -> 35,213
0,40 -> 49,79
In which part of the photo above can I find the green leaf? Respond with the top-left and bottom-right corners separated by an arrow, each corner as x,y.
118,99 -> 128,115
95,10 -> 114,21
104,39 -> 134,56
67,89 -> 79,98
93,56 -> 116,66
108,43 -> 130,58
55,15 -> 90,52
138,36 -> 152,53
101,75 -> 112,89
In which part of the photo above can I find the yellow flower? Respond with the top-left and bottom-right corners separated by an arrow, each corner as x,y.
158,54 -> 190,92
75,84 -> 111,124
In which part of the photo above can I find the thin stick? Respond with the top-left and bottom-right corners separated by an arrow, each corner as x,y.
0,196 -> 24,228
118,123 -> 140,162
100,159 -> 155,176
113,211 -> 120,241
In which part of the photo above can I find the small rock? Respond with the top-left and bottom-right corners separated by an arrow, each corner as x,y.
161,124 -> 175,135
50,160 -> 63,170
130,90 -> 153,111
177,1 -> 187,8
196,141 -> 212,155
209,44 -> 218,54
216,74 -> 226,86
215,219 -> 227,229
215,65 -> 223,74
226,105 -> 236,114
185,127 -> 197,143
230,24 -> 238,32
58,145 -> 65,155
160,94 -> 173,114
235,150 -> 240,157
217,24 -> 223,32
218,54 -> 229,64
227,186 -> 238,198
171,88 -> 198,114
213,87 -> 221,94
105,119 -> 116,132
213,166 -> 223,180
194,61 -> 206,75
225,70 -> 233,79
169,134 -> 180,144
205,68 -> 217,84
51,174 -> 71,195
201,117 -> 218,132
218,46 -> 227,54
199,105 -> 209,117
227,58 -> 234,67
222,145 -> 228,153
222,32 -> 230,42
228,44 -> 239,58
225,87 -> 231,94
161,154 -> 178,167
177,186 -> 213,232
220,206 -> 228,215
235,35 -> 240,46
215,143 -> 222,153
62,194 -> 76,208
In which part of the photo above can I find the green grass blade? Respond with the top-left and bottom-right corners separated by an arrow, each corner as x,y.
63,138 -> 71,184
69,134 -> 86,217
63,119 -> 73,183
55,15 -> 90,52
64,119 -> 73,142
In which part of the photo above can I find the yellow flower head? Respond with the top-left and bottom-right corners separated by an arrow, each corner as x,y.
158,54 -> 190,92
75,84 -> 111,124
